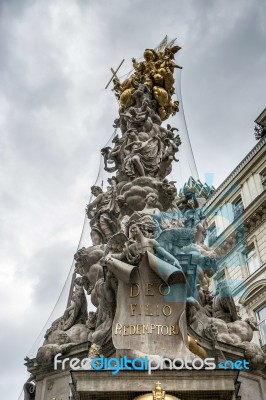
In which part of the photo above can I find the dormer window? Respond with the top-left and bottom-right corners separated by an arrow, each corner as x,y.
233,196 -> 244,219
256,305 -> 266,346
246,244 -> 260,275
261,169 -> 266,188
208,223 -> 217,246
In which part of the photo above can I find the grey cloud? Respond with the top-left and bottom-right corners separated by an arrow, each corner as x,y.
30,240 -> 75,306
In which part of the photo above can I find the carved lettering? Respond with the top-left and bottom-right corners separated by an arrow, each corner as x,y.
145,283 -> 154,296
129,303 -> 173,316
162,305 -> 172,316
136,324 -> 141,335
130,283 -> 140,298
143,324 -> 150,334
114,323 -> 179,336
145,304 -> 153,316
123,325 -> 129,336
115,323 -> 122,335
170,325 -> 175,335
130,283 -> 173,297
159,283 -> 171,296
130,304 -> 137,316
161,325 -> 169,335
129,325 -> 136,335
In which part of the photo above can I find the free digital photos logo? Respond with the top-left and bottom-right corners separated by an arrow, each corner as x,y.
54,354 -> 250,375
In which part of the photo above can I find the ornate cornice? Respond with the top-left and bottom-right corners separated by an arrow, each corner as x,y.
205,136 -> 266,209
212,193 -> 266,259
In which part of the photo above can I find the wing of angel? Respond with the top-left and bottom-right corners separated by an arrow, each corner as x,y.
104,232 -> 128,255
170,45 -> 182,54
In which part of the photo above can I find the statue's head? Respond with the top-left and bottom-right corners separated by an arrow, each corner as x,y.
87,311 -> 97,325
129,223 -> 141,238
142,98 -> 150,107
203,289 -> 213,303
74,277 -> 83,288
145,192 -> 158,206
187,198 -> 195,208
101,146 -> 110,155
162,179 -> 177,198
116,195 -> 127,208
153,73 -> 164,85
91,185 -> 103,196
144,49 -> 157,62
112,134 -> 121,144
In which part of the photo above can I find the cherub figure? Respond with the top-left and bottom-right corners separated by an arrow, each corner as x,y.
139,192 -> 161,217
105,222 -> 181,269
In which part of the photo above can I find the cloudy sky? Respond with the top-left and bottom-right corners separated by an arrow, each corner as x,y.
0,0 -> 265,398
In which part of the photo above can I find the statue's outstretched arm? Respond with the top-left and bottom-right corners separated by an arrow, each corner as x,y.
154,240 -> 180,268
87,194 -> 102,211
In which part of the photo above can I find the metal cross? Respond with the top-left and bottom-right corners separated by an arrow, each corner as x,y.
105,59 -> 125,89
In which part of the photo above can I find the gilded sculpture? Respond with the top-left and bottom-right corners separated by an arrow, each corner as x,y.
134,381 -> 180,400
113,43 -> 182,120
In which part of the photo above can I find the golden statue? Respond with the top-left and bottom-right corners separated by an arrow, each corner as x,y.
112,38 -> 182,121
134,382 -> 181,400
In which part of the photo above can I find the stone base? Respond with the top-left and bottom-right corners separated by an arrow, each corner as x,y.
27,343 -> 266,400
238,371 -> 266,400
35,370 -> 71,400
71,369 -> 240,400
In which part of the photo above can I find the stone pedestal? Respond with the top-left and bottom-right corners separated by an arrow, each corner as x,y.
35,370 -> 70,400
238,371 -> 266,400
26,340 -> 266,400
71,369 -> 240,400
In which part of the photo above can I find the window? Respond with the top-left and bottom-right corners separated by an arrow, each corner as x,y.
246,245 -> 260,275
208,223 -> 217,246
261,169 -> 266,188
256,305 -> 266,346
233,196 -> 244,219
215,266 -> 226,282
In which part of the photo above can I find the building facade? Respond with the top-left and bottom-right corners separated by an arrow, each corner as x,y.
205,123 -> 266,350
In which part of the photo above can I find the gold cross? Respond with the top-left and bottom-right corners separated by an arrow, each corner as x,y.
105,59 -> 125,89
